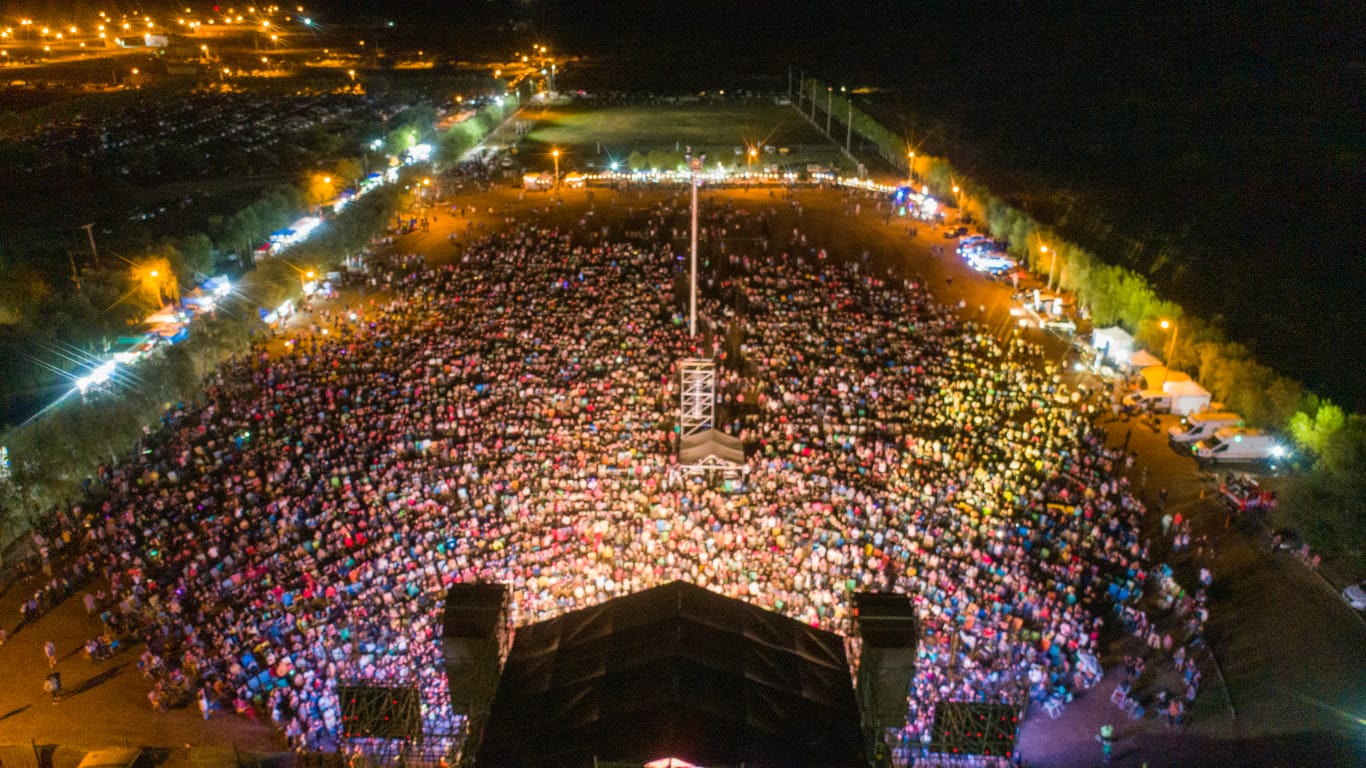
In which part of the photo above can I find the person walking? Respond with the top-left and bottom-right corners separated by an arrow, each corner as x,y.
44,640 -> 57,668
1096,723 -> 1114,763
44,671 -> 61,703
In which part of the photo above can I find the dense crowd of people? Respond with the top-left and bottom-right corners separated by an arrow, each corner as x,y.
6,191 -> 1208,756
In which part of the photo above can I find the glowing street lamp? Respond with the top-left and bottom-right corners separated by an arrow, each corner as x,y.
1040,245 -> 1058,292
747,146 -> 757,173
906,150 -> 914,185
551,148 -> 560,191
1160,318 -> 1179,370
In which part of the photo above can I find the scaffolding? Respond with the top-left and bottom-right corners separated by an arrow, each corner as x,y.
676,358 -> 745,479
678,358 -> 716,437
336,597 -> 468,768
925,701 -> 1023,760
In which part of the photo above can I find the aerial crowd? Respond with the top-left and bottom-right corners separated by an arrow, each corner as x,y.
9,189 -> 1210,754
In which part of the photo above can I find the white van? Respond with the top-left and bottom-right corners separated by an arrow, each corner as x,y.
1191,428 -> 1283,464
1168,412 -> 1242,444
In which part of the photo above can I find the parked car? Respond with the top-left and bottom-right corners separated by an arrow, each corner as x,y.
1270,527 -> 1303,553
1344,581 -> 1366,611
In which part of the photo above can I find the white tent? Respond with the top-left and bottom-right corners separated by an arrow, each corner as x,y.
1091,326 -> 1134,365
1128,349 -> 1163,369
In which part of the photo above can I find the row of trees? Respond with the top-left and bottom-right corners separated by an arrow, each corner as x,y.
0,180 -> 405,548
0,97 -> 515,554
804,78 -> 1365,565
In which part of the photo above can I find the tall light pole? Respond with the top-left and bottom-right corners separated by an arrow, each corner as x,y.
1041,245 -> 1058,292
1160,318 -> 1179,370
688,150 -> 702,338
844,88 -> 852,153
747,146 -> 756,174
825,87 -> 833,135
79,223 -> 99,267
906,150 -> 914,185
552,148 -> 560,191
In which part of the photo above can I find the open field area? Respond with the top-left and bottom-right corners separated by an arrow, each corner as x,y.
516,102 -> 848,172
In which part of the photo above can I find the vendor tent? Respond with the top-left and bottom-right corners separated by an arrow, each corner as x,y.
1128,349 -> 1163,369
1091,326 -> 1134,364
1140,366 -> 1191,390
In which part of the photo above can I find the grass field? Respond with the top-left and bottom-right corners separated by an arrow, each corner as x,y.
517,103 -> 846,172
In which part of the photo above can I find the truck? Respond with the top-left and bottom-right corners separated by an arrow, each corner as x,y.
1168,411 -> 1243,444
1123,379 -> 1212,416
1191,428 -> 1284,464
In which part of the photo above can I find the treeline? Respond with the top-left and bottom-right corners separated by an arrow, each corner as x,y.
804,78 -> 1365,565
0,97 -> 513,554
0,181 -> 404,546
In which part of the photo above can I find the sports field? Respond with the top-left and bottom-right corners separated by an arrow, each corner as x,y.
517,102 -> 844,172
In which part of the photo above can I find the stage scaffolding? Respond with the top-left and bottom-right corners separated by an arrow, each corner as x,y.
676,358 -> 745,478
336,597 -> 467,768
678,358 -> 717,437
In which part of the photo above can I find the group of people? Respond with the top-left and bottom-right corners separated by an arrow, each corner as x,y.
5,189 -> 1198,755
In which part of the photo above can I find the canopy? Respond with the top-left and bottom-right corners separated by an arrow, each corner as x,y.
1140,366 -> 1191,390
78,750 -> 140,768
679,429 -> 744,467
1127,349 -> 1163,368
477,581 -> 865,768
1091,326 -> 1134,364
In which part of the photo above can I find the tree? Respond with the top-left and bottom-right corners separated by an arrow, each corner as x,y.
335,157 -> 364,190
177,233 -> 216,283
1289,400 -> 1348,457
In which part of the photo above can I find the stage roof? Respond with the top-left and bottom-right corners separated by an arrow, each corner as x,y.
475,581 -> 865,768
679,429 -> 745,466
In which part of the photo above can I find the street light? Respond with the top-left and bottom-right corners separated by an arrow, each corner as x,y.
1040,245 -> 1058,292
906,150 -> 914,185
1160,318 -> 1179,369
747,146 -> 757,173
551,148 -> 560,191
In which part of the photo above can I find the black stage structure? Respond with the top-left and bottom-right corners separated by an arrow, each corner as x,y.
475,580 -> 867,768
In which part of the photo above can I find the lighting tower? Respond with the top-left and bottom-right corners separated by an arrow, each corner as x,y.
686,147 -> 703,338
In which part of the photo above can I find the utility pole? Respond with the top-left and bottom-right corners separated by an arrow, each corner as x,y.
846,98 -> 853,153
67,251 -> 82,292
826,88 -> 833,135
79,223 -> 99,267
